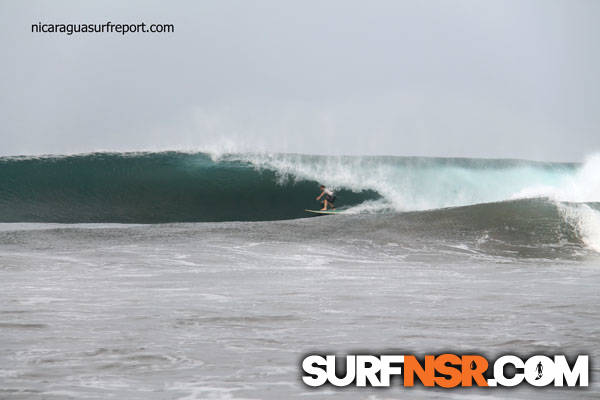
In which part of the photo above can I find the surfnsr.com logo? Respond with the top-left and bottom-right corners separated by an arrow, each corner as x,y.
301,354 -> 589,388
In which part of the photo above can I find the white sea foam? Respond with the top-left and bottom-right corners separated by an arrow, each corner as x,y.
224,152 -> 600,210
511,154 -> 600,203
222,152 -> 600,252
512,154 -> 600,253
557,202 -> 600,253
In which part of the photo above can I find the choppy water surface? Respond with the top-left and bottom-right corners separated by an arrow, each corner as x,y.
1,215 -> 599,399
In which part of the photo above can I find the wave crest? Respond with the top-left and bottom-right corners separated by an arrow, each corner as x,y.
1,151 -> 600,253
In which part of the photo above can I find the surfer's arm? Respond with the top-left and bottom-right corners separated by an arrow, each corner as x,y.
316,190 -> 325,200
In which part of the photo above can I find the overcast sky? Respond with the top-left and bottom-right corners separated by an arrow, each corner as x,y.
1,0 -> 599,161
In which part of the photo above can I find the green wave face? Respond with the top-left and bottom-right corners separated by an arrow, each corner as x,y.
0,152 -> 378,223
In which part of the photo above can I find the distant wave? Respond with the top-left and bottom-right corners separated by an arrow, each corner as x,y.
1,151 -> 600,252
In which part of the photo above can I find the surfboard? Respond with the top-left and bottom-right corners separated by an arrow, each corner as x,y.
304,209 -> 343,215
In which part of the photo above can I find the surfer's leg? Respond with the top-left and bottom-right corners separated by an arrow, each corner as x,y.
321,200 -> 328,210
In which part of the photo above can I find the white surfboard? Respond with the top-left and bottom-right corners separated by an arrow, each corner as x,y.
304,209 -> 343,215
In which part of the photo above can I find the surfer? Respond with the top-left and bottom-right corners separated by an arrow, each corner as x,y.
316,185 -> 336,210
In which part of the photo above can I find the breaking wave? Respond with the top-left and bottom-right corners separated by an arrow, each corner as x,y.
1,151 -> 599,252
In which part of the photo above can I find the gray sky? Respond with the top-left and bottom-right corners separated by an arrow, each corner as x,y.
1,0 -> 599,161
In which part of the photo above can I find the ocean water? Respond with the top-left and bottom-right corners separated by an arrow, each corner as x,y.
1,152 -> 599,399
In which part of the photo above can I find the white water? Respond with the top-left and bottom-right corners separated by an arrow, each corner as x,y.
512,154 -> 600,203
222,152 -> 599,205
220,152 -> 600,252
2,219 -> 599,399
557,203 -> 600,253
